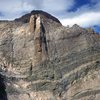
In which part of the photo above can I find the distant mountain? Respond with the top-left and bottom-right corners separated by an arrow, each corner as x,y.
0,10 -> 100,100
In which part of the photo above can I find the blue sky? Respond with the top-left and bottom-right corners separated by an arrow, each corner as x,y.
0,0 -> 100,33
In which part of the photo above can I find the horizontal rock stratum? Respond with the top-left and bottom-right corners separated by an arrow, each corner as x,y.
0,10 -> 100,100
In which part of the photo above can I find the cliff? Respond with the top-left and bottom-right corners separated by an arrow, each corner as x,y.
0,10 -> 100,100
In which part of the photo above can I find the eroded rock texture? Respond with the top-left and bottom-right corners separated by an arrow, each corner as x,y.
0,10 -> 100,100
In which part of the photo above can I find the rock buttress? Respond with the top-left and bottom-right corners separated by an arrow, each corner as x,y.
29,14 -> 48,66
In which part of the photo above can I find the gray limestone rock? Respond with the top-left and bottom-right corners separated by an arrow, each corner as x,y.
0,10 -> 100,100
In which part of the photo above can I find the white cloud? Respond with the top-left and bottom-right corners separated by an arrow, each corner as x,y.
60,0 -> 100,27
61,12 -> 100,27
42,0 -> 74,13
0,0 -> 74,20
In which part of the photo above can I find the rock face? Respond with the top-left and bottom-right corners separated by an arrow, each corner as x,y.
0,10 -> 100,100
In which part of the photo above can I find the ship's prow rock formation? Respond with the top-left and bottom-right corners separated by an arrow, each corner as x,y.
15,10 -> 61,23
0,10 -> 100,100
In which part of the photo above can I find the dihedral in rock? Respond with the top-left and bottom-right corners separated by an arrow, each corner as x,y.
29,14 -> 48,66
29,15 -> 41,33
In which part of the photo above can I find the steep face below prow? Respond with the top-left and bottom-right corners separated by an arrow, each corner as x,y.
29,14 -> 49,65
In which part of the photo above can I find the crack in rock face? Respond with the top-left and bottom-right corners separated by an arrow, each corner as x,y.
0,10 -> 100,100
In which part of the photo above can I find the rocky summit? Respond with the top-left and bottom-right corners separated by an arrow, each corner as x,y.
0,10 -> 100,100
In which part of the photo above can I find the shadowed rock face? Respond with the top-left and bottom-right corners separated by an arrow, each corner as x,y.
0,10 -> 100,100
0,74 -> 8,100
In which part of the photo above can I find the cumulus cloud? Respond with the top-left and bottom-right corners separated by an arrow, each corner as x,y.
0,0 -> 34,19
61,12 -> 100,27
0,0 -> 74,20
60,0 -> 100,27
